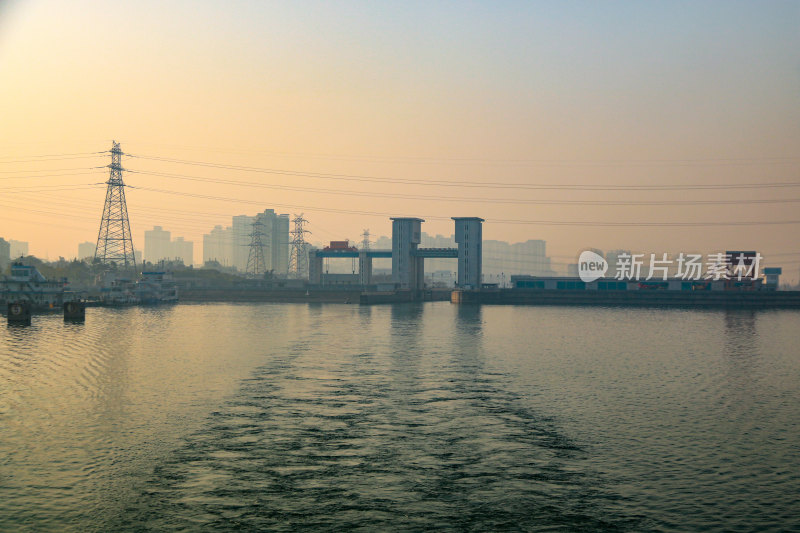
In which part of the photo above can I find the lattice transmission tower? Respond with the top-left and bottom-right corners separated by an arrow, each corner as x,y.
94,141 -> 136,269
361,229 -> 371,250
288,214 -> 310,279
246,218 -> 268,278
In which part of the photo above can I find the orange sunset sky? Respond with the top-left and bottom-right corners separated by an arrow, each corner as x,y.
1,1 -> 798,280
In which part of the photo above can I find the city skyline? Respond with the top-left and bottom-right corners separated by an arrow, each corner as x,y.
0,219 -> 795,283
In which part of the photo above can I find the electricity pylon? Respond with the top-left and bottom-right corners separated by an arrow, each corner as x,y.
246,218 -> 267,278
288,214 -> 310,279
94,141 -> 136,269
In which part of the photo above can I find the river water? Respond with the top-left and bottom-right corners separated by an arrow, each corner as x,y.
1,303 -> 798,531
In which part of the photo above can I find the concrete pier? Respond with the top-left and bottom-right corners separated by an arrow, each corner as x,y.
7,301 -> 32,325
63,301 -> 86,321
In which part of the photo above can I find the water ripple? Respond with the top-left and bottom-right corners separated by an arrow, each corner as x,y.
2,304 -> 799,532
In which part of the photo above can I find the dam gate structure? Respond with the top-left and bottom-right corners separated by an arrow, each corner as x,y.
311,217 -> 484,297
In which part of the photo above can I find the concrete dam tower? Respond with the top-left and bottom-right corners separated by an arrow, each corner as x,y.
453,217 -> 484,290
391,217 -> 424,291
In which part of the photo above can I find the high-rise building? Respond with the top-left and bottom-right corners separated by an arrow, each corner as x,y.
144,226 -> 194,266
78,242 -> 96,260
374,235 -> 392,249
203,225 -> 233,266
231,215 -> 253,271
482,239 -> 553,276
205,210 -> 290,274
173,237 -> 193,266
256,212 -> 274,274
9,240 -> 28,259
144,226 -> 172,263
0,238 -> 10,270
270,212 -> 290,276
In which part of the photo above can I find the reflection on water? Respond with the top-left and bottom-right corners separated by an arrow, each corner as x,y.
1,303 -> 799,531
723,309 -> 759,356
455,303 -> 483,327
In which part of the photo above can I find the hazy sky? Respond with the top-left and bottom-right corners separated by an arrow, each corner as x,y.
1,1 -> 798,278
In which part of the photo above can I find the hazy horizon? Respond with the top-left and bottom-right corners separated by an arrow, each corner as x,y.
1,1 -> 798,280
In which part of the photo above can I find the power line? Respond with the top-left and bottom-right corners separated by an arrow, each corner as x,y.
0,198 -> 220,234
10,177 -> 800,235
124,167 -> 800,207
0,212 -> 97,233
4,190 -> 279,234
126,184 -> 800,227
0,170 -> 105,180
126,153 -> 800,191
0,153 -> 107,163
0,166 -> 105,174
0,184 -> 102,194
0,201 -> 98,221
114,141 -> 800,167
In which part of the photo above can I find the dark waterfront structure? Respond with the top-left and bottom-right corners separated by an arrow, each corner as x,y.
6,301 -> 32,325
0,264 -> 68,310
63,301 -> 86,321
451,285 -> 800,308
